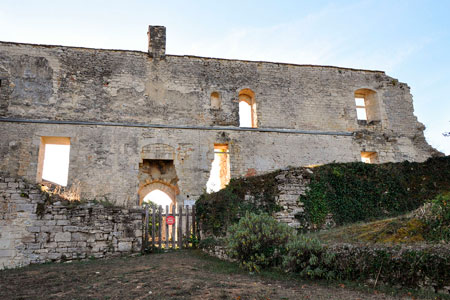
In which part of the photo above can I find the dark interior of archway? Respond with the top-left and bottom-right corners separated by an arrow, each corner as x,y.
138,159 -> 179,188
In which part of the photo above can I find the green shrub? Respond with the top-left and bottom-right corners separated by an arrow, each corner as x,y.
300,156 -> 450,227
282,235 -> 335,279
420,193 -> 450,242
226,212 -> 294,272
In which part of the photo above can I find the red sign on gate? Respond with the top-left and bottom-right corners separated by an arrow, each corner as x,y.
166,215 -> 175,225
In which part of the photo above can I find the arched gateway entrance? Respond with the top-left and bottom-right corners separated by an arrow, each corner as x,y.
139,181 -> 178,244
138,181 -> 177,212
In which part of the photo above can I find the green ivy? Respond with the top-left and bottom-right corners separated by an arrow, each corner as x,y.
196,172 -> 283,236
420,192 -> 450,241
300,156 -> 450,226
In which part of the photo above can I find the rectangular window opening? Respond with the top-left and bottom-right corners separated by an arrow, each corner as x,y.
37,137 -> 71,186
206,144 -> 230,193
361,151 -> 378,164
355,96 -> 367,121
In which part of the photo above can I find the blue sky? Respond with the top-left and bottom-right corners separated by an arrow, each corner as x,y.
1,0 -> 449,154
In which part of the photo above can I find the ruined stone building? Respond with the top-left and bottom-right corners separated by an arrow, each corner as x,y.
0,26 -> 438,208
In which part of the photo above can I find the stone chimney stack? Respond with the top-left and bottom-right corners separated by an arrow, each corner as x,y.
147,25 -> 166,59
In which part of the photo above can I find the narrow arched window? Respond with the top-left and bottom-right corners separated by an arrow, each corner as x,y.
238,89 -> 257,128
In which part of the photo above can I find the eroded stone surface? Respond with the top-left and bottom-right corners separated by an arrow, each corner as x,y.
0,26 -> 440,208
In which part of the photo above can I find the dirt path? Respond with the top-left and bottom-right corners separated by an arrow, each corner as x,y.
0,250 -> 432,300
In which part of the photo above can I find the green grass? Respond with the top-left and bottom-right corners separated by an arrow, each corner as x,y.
305,213 -> 437,245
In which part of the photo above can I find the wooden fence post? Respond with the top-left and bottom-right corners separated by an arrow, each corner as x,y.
151,205 -> 156,249
178,205 -> 183,249
143,205 -> 149,252
171,206 -> 176,249
185,206 -> 190,248
158,206 -> 162,249
192,205 -> 196,245
165,205 -> 169,249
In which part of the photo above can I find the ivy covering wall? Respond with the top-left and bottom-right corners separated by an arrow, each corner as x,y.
196,171 -> 282,236
301,156 -> 450,226
197,156 -> 450,234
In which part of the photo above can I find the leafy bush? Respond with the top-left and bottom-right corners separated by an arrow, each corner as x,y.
226,212 -> 294,272
300,156 -> 450,226
282,235 -> 335,279
419,193 -> 450,242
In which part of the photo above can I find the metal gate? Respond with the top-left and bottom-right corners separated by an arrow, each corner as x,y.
142,204 -> 197,251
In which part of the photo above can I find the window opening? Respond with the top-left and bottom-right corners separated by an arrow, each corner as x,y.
361,151 -> 378,164
238,89 -> 257,128
206,144 -> 230,193
37,137 -> 71,186
239,100 -> 252,127
355,95 -> 367,120
354,89 -> 379,123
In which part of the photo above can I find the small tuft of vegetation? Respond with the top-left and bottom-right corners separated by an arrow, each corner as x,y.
91,198 -> 115,208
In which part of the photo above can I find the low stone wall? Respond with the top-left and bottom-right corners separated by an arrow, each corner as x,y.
0,173 -> 143,269
203,245 -> 233,262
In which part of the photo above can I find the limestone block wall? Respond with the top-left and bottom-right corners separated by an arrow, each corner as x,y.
0,122 -> 359,206
0,36 -> 440,207
0,41 -> 432,137
0,173 -> 142,269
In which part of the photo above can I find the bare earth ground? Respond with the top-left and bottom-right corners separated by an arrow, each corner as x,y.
0,250 -> 440,300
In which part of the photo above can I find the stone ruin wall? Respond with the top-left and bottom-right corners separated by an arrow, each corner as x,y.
242,167 -> 320,230
0,173 -> 142,269
0,26 -> 439,208
272,168 -> 312,229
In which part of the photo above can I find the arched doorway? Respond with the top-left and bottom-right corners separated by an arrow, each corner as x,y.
139,181 -> 177,212
139,182 -> 178,243
143,189 -> 173,208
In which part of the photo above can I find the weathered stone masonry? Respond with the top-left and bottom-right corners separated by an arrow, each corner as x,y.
0,25 -> 439,207
0,173 -> 142,269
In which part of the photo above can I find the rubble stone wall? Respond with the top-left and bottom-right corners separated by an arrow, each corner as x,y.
273,168 -> 311,228
0,173 -> 142,269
